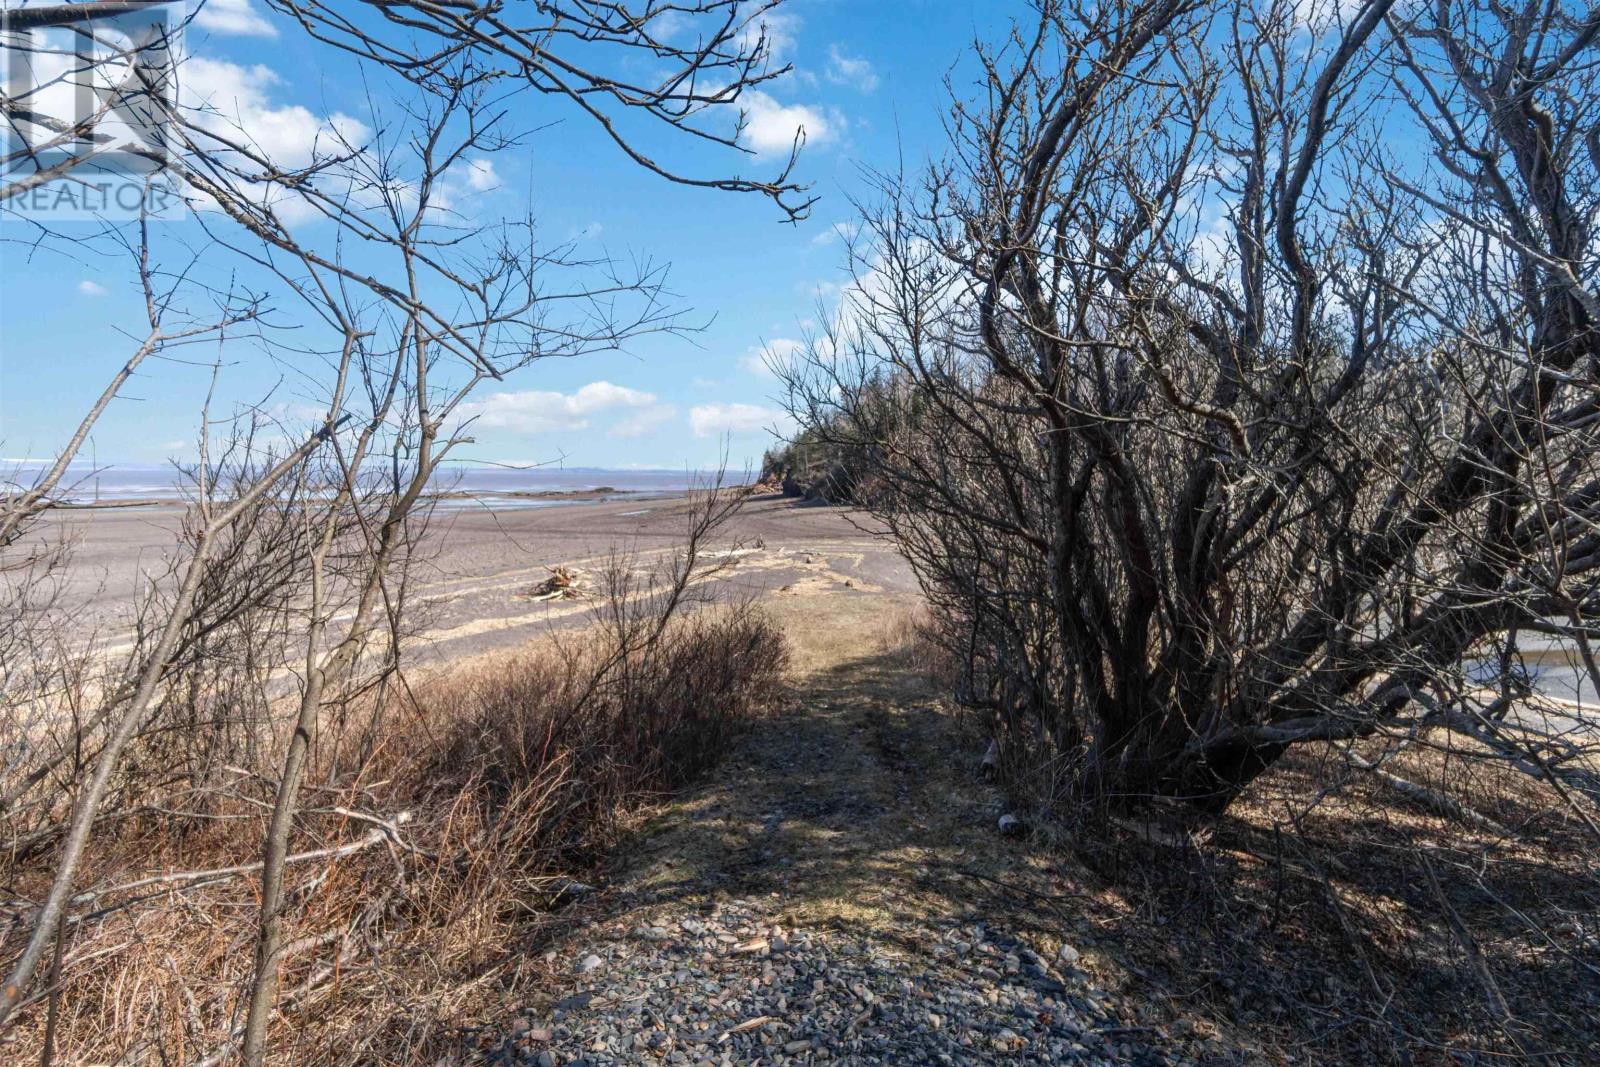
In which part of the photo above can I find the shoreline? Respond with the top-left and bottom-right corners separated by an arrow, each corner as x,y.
46,486 -> 695,511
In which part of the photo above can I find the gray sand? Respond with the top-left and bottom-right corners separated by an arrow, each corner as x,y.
31,492 -> 917,666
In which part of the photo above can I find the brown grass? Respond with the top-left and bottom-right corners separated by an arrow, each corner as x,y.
995,737 -> 1600,1065
865,613 -> 1600,1064
1,603 -> 788,1065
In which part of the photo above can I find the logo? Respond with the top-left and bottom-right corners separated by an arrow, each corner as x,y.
2,1 -> 185,220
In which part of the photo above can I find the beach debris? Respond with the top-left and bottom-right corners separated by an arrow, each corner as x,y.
527,565 -> 592,601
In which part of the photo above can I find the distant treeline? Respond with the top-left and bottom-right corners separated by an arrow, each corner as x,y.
760,424 -> 868,504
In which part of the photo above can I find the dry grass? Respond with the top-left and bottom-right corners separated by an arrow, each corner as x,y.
0,603 -> 787,1065
867,612 -> 1600,1063
1021,738 -> 1600,1065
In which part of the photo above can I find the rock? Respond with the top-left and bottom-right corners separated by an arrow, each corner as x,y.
577,953 -> 604,974
997,812 -> 1025,836
784,1038 -> 812,1054
1058,943 -> 1081,966
535,1053 -> 556,1067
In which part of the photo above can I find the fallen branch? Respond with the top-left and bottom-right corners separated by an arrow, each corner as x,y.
65,813 -> 414,910
1349,753 -> 1512,838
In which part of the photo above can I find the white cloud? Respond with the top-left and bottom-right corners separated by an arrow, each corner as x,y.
690,402 -> 788,438
811,220 -> 861,247
737,10 -> 803,62
464,158 -> 498,191
610,404 -> 678,438
742,91 -> 836,158
9,28 -> 362,226
458,381 -> 660,434
646,8 -> 693,42
175,57 -> 371,224
740,337 -> 804,377
183,58 -> 367,168
77,279 -> 108,296
194,0 -> 279,38
824,46 -> 879,92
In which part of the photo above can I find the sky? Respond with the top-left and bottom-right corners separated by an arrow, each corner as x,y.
0,0 -> 1012,473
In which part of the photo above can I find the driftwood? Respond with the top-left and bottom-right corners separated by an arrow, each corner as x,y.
527,566 -> 592,601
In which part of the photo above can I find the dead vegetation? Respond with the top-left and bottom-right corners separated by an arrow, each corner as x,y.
0,573 -> 786,1065
1060,738 -> 1600,1065
1,2 -> 812,1059
773,1 -> 1600,1055
835,611 -> 1600,1064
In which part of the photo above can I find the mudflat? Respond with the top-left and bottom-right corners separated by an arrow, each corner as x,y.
33,492 -> 917,665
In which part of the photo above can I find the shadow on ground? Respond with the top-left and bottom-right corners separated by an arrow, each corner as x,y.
486,604 -> 1598,1066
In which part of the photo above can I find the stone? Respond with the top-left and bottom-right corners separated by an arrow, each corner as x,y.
578,953 -> 604,974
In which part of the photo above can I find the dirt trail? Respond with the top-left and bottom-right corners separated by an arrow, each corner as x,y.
465,593 -> 1225,1067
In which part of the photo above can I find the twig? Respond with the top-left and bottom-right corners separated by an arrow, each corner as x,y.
64,814 -> 413,909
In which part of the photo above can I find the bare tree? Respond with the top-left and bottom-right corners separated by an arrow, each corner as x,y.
784,0 -> 1600,819
0,0 -> 809,1057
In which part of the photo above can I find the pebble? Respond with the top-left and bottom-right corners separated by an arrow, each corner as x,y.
463,897 -> 1178,1065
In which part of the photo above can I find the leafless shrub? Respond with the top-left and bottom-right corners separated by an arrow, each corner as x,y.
784,0 -> 1600,820
1,1 -> 807,1059
0,485 -> 787,1065
779,1 -> 1599,1055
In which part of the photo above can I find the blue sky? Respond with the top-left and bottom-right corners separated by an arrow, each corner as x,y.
0,0 -> 1009,473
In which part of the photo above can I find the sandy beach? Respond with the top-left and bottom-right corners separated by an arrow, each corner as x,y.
32,492 -> 918,667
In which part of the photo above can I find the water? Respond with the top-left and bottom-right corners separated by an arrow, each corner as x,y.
1466,643 -> 1598,708
3,461 -> 745,508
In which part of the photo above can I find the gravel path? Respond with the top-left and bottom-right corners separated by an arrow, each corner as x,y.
473,896 -> 1176,1066
457,594 -> 1204,1066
